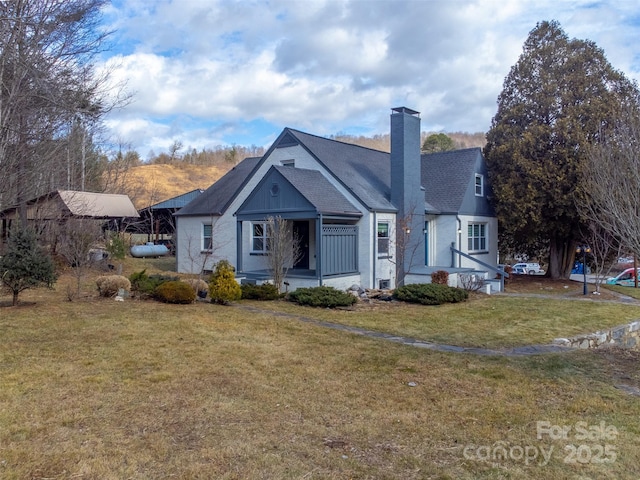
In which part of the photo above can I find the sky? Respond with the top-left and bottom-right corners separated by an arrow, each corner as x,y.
98,0 -> 640,158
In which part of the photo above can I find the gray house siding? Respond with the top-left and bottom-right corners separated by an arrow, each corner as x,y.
458,152 -> 495,217
236,168 -> 317,219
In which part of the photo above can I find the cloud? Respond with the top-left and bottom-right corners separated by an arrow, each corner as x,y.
100,0 -> 640,154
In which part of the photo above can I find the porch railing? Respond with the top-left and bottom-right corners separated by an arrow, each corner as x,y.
450,242 -> 509,292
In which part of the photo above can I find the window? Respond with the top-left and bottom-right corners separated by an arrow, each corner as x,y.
475,174 -> 484,196
377,222 -> 389,255
281,159 -> 295,167
468,223 -> 487,252
251,222 -> 270,253
203,224 -> 213,251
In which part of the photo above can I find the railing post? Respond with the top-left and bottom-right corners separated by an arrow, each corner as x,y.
451,242 -> 456,268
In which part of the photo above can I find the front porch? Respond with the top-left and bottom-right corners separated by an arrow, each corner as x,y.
237,268 -> 362,292
235,164 -> 365,291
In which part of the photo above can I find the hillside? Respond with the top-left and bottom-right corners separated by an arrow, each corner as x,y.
123,132 -> 486,210
124,164 -> 231,209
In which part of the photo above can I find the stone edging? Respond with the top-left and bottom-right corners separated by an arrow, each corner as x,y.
553,320 -> 640,350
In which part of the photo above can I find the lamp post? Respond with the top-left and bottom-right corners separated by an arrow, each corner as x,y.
576,245 -> 591,295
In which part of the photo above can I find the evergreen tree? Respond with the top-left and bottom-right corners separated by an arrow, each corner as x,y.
0,227 -> 57,306
484,21 -> 639,278
422,133 -> 455,153
208,260 -> 241,305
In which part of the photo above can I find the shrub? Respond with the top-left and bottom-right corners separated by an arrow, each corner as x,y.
96,275 -> 131,297
431,270 -> 449,285
503,265 -> 513,282
105,232 -> 126,260
209,260 -> 241,304
287,286 -> 357,308
0,226 -> 57,306
129,270 -> 179,296
459,273 -> 486,292
393,283 -> 468,305
154,281 -> 196,304
241,282 -> 280,301
184,278 -> 209,298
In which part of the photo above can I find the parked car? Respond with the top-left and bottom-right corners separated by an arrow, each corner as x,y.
571,262 -> 591,275
512,266 -> 527,275
512,262 -> 544,275
606,268 -> 640,287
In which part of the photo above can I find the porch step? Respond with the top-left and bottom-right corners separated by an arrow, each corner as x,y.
467,270 -> 504,294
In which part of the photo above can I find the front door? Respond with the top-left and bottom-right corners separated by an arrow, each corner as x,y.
293,221 -> 310,269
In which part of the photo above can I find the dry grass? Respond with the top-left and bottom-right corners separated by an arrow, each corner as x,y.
1,266 -> 640,478
125,164 -> 228,209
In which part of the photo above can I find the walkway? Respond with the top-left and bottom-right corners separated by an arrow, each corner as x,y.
238,305 -> 573,357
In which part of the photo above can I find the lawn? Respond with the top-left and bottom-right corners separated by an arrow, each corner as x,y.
1,263 -> 640,479
246,294 -> 640,349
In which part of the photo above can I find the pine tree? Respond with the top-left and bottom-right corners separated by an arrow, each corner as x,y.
0,227 -> 57,306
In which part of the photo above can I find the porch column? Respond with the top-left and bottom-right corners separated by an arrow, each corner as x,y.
316,214 -> 322,285
236,220 -> 243,272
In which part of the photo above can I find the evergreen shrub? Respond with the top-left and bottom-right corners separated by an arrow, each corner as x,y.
240,282 -> 280,300
287,286 -> 357,308
209,260 -> 241,304
393,283 -> 468,305
129,270 -> 178,296
155,281 -> 196,304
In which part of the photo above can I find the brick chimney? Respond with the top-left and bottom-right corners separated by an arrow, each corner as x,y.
390,107 -> 424,283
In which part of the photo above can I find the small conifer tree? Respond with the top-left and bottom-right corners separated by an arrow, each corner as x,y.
208,259 -> 241,304
0,226 -> 57,306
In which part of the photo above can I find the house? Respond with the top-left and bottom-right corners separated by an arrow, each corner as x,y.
175,107 -> 501,291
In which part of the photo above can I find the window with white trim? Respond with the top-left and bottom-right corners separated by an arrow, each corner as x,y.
475,174 -> 484,196
468,223 -> 487,252
377,222 -> 390,256
251,222 -> 270,253
203,224 -> 213,251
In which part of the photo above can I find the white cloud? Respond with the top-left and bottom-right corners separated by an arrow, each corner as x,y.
100,0 -> 640,154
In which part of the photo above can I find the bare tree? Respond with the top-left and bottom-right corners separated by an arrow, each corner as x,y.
265,216 -> 302,293
0,0 -> 129,221
582,106 -> 640,259
392,202 -> 424,287
56,217 -> 105,299
583,221 -> 624,293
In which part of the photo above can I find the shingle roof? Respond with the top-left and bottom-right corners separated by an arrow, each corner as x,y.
274,166 -> 362,216
175,132 -> 484,218
422,148 -> 481,213
286,130 -> 395,212
175,157 -> 261,216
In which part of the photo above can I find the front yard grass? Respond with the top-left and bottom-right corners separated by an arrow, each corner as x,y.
250,295 -> 640,349
1,266 -> 640,478
606,283 -> 640,300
